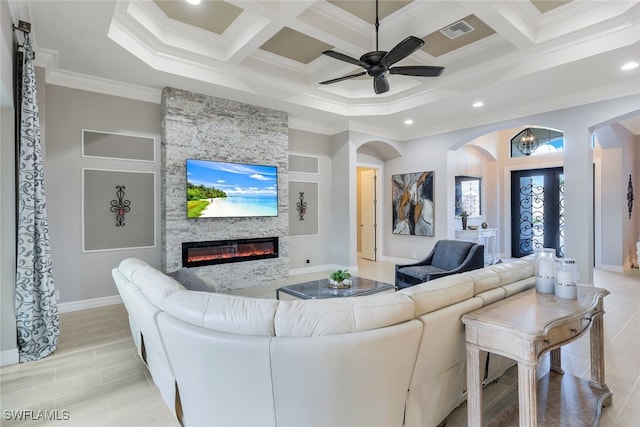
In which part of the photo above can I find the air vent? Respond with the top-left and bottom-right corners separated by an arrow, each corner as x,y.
440,20 -> 475,40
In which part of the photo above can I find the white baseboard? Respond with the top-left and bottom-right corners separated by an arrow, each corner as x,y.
0,348 -> 19,367
599,264 -> 625,273
57,295 -> 123,314
380,255 -> 414,264
289,263 -> 358,276
289,264 -> 333,276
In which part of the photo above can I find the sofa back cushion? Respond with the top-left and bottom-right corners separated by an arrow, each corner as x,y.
461,268 -> 500,295
274,293 -> 415,337
118,257 -> 150,282
164,291 -> 279,336
431,240 -> 474,270
486,260 -> 534,285
399,274 -> 474,316
132,266 -> 185,310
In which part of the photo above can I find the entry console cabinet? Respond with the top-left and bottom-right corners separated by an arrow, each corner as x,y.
462,286 -> 612,427
455,228 -> 497,265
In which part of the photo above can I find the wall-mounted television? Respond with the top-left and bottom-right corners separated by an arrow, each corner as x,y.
186,159 -> 278,218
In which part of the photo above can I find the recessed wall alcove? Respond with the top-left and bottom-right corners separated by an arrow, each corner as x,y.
161,87 -> 289,290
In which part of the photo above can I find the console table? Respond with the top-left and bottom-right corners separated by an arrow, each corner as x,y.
455,228 -> 497,265
462,286 -> 612,427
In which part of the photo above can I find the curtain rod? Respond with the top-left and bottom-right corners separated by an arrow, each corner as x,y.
12,20 -> 31,34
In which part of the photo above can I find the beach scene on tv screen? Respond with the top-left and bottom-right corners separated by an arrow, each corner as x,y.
187,159 -> 278,218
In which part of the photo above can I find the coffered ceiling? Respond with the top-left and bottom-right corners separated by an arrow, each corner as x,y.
12,0 -> 640,139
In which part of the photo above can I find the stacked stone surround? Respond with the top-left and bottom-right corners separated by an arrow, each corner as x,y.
161,87 -> 289,290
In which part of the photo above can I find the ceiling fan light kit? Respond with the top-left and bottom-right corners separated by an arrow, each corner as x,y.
320,0 -> 444,94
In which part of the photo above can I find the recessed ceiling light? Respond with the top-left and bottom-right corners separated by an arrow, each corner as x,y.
621,62 -> 639,71
404,119 -> 414,125
473,101 -> 484,108
186,0 -> 201,5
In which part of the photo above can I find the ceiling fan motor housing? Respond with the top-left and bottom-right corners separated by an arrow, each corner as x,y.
362,51 -> 388,76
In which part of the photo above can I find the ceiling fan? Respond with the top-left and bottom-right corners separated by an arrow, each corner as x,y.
319,0 -> 444,94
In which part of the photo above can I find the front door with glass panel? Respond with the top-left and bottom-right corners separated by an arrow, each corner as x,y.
511,167 -> 564,258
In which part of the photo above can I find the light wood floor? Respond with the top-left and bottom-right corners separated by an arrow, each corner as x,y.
1,261 -> 638,426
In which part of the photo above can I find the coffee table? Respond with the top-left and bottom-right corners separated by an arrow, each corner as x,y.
276,276 -> 395,300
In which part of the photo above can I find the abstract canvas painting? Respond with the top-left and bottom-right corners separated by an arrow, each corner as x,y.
392,171 -> 434,236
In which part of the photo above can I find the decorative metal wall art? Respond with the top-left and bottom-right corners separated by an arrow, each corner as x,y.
110,185 -> 131,226
296,192 -> 307,220
392,171 -> 434,236
628,174 -> 634,219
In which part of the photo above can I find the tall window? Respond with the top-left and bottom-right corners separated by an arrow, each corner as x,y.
455,176 -> 481,217
511,127 -> 564,158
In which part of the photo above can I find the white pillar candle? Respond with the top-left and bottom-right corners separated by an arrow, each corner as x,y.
556,270 -> 572,285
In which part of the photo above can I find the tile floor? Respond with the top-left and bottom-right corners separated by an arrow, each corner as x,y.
1,261 -> 638,426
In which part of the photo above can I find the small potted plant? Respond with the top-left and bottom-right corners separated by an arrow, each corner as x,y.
328,269 -> 352,288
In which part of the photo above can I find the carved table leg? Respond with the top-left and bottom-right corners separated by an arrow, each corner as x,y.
550,348 -> 564,374
466,347 -> 482,427
517,362 -> 538,427
589,300 -> 612,406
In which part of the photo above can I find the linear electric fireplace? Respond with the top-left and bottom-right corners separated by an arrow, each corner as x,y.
182,237 -> 279,268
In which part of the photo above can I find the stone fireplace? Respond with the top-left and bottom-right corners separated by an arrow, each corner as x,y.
161,88 -> 289,290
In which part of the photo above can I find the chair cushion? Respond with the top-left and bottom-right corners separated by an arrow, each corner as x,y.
431,241 -> 474,271
398,265 -> 447,282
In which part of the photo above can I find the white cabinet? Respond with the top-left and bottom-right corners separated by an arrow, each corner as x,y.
455,228 -> 497,265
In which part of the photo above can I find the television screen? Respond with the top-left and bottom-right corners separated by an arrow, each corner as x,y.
186,159 -> 278,218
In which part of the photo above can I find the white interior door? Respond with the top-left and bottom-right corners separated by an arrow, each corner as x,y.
360,169 -> 376,261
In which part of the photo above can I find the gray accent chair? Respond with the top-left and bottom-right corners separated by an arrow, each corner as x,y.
395,240 -> 484,289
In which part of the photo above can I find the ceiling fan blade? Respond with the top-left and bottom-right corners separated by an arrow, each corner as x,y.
322,50 -> 369,69
389,65 -> 445,77
319,71 -> 367,85
380,36 -> 425,67
373,75 -> 389,94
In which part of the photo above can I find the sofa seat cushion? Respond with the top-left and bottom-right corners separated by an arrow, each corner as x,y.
274,293 -> 415,337
398,265 -> 448,282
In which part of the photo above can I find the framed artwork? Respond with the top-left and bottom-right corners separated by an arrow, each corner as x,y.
392,171 -> 434,236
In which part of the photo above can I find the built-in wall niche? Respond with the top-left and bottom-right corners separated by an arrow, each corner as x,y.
82,129 -> 155,162
289,154 -> 318,173
288,154 -> 319,236
455,175 -> 482,217
82,168 -> 156,251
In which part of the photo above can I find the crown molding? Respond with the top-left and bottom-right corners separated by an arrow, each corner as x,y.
35,48 -> 161,104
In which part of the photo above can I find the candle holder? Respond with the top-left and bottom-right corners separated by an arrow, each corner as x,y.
535,248 -> 556,294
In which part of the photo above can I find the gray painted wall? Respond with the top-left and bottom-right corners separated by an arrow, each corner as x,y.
161,88 -> 289,290
288,129 -> 333,271
44,85 -> 162,303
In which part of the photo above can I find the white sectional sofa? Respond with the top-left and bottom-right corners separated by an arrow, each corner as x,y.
112,257 -> 535,427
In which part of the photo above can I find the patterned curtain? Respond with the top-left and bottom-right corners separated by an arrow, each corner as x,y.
15,33 -> 59,362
